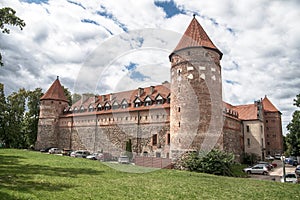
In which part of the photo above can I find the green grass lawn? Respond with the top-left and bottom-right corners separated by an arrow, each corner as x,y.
0,149 -> 299,200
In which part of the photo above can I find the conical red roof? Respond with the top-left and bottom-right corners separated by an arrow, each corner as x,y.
262,96 -> 279,112
172,16 -> 222,58
40,77 -> 68,103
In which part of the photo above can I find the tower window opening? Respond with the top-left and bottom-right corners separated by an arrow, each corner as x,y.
152,134 -> 157,145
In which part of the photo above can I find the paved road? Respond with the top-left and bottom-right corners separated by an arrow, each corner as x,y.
249,160 -> 297,182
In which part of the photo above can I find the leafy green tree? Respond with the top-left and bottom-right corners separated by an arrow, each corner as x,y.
5,88 -> 27,148
286,95 -> 300,156
0,7 -> 26,66
180,149 -> 235,176
24,88 -> 43,146
0,83 -> 8,147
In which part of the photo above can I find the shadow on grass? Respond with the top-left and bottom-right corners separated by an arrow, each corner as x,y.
0,154 -> 104,199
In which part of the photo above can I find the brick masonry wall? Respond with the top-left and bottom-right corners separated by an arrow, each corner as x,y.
170,47 -> 223,159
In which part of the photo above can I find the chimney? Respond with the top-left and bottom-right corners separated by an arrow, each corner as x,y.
110,93 -> 113,101
102,95 -> 106,101
150,86 -> 155,95
138,88 -> 144,97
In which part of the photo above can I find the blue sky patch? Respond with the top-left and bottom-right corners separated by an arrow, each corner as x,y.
21,0 -> 48,4
67,0 -> 86,10
225,80 -> 239,85
97,6 -> 128,32
130,71 -> 150,82
81,19 -> 99,26
125,62 -> 137,71
154,0 -> 186,18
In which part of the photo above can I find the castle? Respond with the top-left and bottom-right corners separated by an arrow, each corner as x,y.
35,16 -> 283,162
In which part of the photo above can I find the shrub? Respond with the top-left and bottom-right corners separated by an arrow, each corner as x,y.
180,149 -> 235,176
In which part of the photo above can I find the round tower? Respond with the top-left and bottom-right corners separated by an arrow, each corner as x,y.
169,16 -> 223,159
35,77 -> 69,150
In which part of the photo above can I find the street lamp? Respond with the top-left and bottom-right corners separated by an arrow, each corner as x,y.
281,155 -> 286,182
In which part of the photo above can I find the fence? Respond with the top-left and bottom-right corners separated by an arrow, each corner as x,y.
135,156 -> 173,169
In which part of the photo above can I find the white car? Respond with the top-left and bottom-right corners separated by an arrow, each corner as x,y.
48,148 -> 61,154
281,173 -> 298,184
118,155 -> 130,164
243,164 -> 269,175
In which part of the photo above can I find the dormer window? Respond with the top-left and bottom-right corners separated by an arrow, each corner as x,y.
121,99 -> 128,109
144,96 -> 152,106
88,104 -> 94,112
104,102 -> 111,110
167,94 -> 170,103
80,105 -> 85,112
112,101 -> 119,110
63,107 -> 69,112
74,107 -> 78,113
134,98 -> 141,107
97,104 -> 102,111
155,94 -> 164,104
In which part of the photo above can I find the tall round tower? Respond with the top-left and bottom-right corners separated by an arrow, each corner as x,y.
169,16 -> 223,159
35,77 -> 69,150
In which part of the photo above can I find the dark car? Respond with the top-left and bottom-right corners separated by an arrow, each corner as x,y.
285,157 -> 298,166
40,147 -> 54,153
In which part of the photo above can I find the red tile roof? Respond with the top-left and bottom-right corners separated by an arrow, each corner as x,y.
262,96 -> 279,112
234,104 -> 258,120
172,16 -> 222,58
40,77 -> 68,103
66,82 -> 171,114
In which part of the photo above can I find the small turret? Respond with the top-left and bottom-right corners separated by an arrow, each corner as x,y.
35,77 -> 69,150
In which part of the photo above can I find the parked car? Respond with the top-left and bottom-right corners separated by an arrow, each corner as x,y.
295,165 -> 300,176
265,155 -> 274,161
40,147 -> 54,153
257,161 -> 273,170
62,149 -> 72,156
243,164 -> 269,175
48,148 -> 61,154
70,150 -> 90,158
281,173 -> 298,184
274,154 -> 282,160
285,157 -> 298,166
118,155 -> 130,164
86,153 -> 103,160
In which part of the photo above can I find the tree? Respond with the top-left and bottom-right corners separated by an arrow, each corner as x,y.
286,94 -> 300,156
0,83 -> 7,147
0,7 -> 26,66
179,149 -> 235,176
24,88 -> 43,146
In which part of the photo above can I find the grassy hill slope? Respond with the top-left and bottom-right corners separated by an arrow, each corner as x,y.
0,149 -> 299,200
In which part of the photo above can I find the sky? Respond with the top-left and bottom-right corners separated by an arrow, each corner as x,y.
0,0 -> 299,134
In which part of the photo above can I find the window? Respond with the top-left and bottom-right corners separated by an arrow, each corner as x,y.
246,125 -> 250,132
104,103 -> 111,110
144,96 -> 152,106
179,122 -> 181,127
134,98 -> 141,107
74,107 -> 78,113
167,133 -> 170,145
155,95 -> 164,104
152,134 -> 157,145
80,106 -> 85,112
121,99 -> 128,109
178,107 -> 181,112
112,101 -> 119,109
167,96 -> 170,103
97,104 -> 102,111
247,138 -> 250,147
88,105 -> 94,112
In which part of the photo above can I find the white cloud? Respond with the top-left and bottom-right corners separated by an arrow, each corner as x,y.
0,0 -> 299,134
